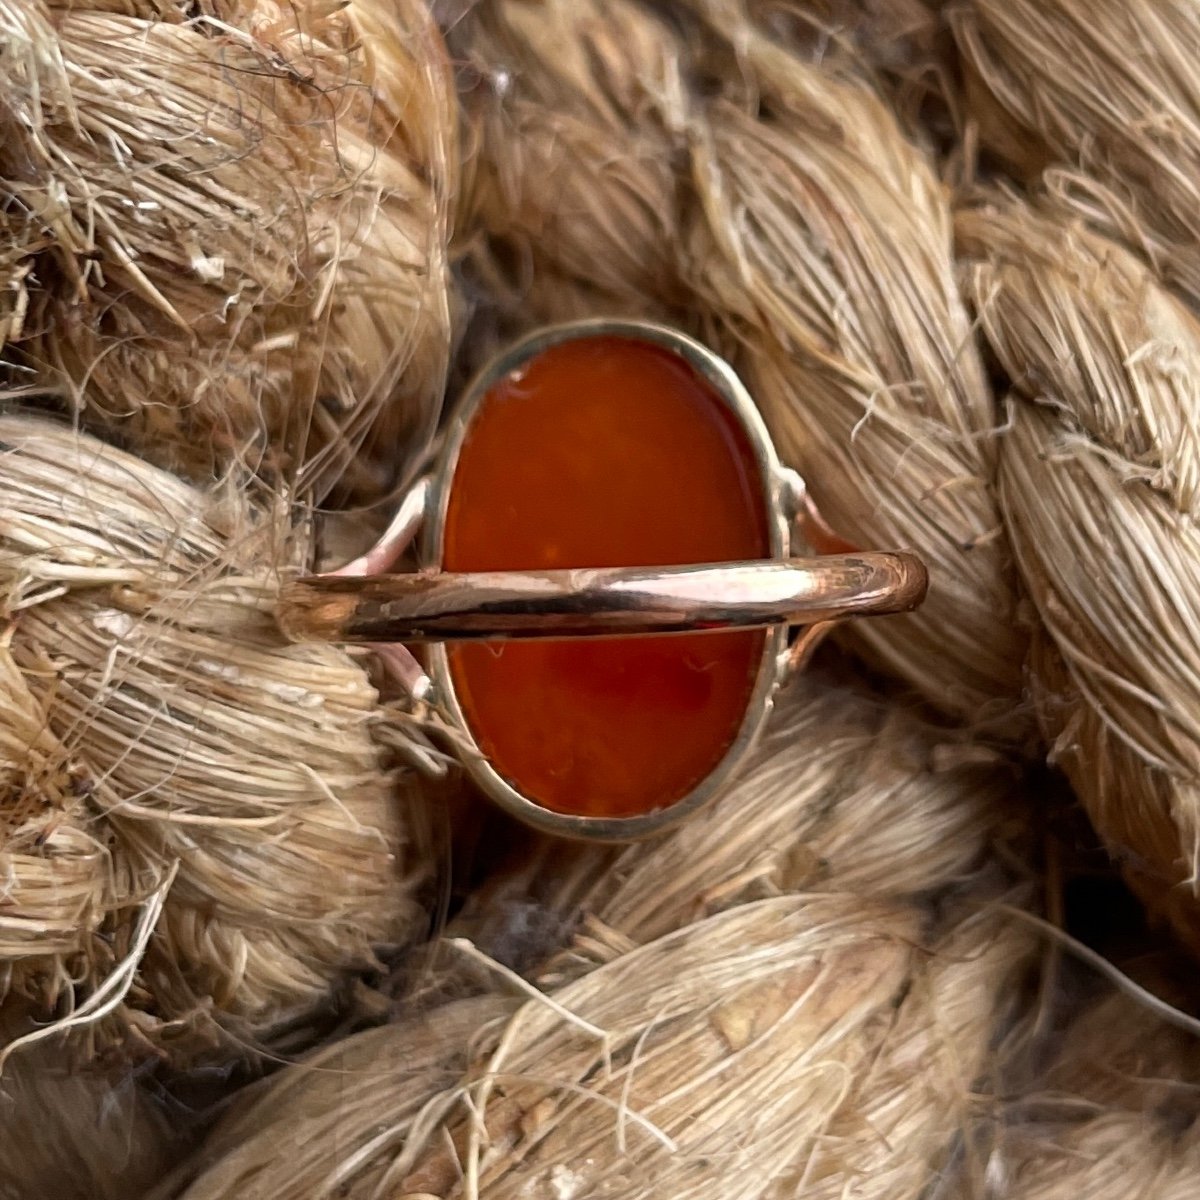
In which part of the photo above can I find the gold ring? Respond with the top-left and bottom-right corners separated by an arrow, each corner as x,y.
279,320 -> 928,840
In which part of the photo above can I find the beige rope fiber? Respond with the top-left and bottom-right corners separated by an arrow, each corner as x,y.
163,895 -> 1033,1200
952,0 -> 1200,313
448,658 -> 1025,981
0,1022 -> 187,1199
450,0 -> 692,354
958,193 -> 1200,952
0,647 -> 112,1009
960,987 -> 1200,1199
683,19 -> 1026,740
159,997 -> 514,1199
0,415 -> 426,1059
0,0 -> 454,501
6,0 -> 1200,1194
946,0 -> 1200,949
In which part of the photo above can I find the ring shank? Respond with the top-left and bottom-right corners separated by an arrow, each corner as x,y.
277,554 -> 928,644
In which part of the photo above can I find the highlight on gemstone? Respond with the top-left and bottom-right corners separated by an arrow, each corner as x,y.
441,334 -> 772,820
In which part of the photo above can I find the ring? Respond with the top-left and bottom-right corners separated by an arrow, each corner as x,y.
279,320 -> 929,840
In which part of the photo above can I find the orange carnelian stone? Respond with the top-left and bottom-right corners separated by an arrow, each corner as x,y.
443,335 -> 771,819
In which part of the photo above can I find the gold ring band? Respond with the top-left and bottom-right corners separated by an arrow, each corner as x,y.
278,553 -> 927,644
275,318 -> 931,840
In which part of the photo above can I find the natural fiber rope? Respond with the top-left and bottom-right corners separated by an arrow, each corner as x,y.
448,0 -> 692,368
957,985 -> 1200,1199
0,1018 -> 186,1199
956,191 -> 1200,951
952,0 -> 1200,314
0,415 -> 428,1059
448,656 -> 1027,979
163,894 -> 1033,1200
682,14 -> 1028,741
0,0 -> 454,503
5,0 -> 1200,1194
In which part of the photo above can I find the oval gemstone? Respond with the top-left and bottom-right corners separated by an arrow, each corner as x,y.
442,335 -> 771,819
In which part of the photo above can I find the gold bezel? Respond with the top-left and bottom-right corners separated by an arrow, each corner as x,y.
420,319 -> 796,842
